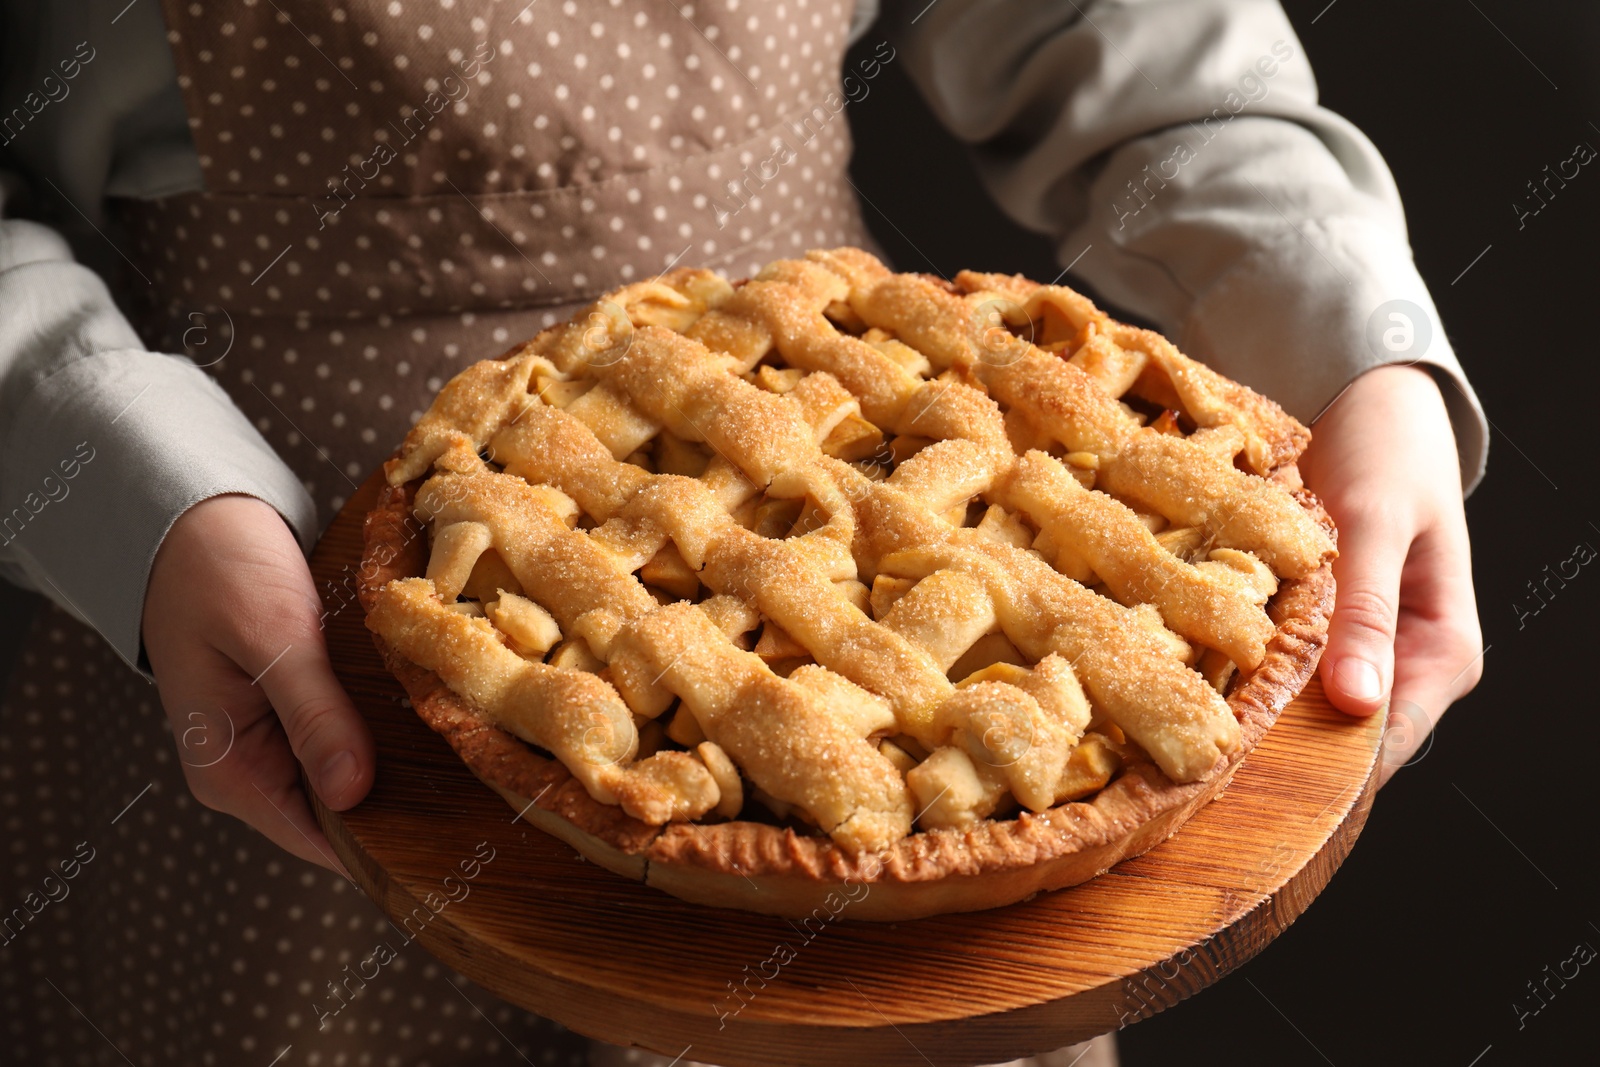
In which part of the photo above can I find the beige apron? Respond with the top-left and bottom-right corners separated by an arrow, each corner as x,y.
1,1 -> 877,1063
126,0 -> 879,528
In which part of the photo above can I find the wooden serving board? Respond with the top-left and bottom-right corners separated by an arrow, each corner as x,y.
310,468 -> 1384,1067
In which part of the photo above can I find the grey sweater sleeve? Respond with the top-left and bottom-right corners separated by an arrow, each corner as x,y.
888,0 -> 1488,492
0,192 -> 318,682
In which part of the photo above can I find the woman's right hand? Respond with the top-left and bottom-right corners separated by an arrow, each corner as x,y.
141,492 -> 374,873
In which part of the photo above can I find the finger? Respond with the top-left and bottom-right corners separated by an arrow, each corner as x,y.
1320,507 -> 1407,717
1377,526 -> 1484,786
249,780 -> 356,881
1379,640 -> 1482,787
251,635 -> 376,811
221,710 -> 356,878
163,659 -> 354,877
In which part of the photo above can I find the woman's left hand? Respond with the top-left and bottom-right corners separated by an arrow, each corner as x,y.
1298,364 -> 1485,784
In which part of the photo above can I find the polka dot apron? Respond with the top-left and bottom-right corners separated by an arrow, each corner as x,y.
3,1 -> 878,1063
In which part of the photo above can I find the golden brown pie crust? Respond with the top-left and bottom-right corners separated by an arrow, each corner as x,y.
358,462 -> 1334,921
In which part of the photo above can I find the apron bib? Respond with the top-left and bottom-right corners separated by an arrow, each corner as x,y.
119,0 -> 877,526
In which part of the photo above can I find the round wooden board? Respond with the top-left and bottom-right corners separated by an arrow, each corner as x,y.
310,468 -> 1384,1067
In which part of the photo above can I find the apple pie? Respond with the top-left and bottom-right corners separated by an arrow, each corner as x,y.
357,247 -> 1336,920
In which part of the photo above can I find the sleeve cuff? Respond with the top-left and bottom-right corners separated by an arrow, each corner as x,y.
1174,219 -> 1489,495
0,348 -> 317,682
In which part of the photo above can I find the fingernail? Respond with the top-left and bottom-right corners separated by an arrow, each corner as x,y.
317,750 -> 358,799
1336,658 -> 1382,702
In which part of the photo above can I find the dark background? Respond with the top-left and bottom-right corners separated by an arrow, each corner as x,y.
2,1 -> 1594,1064
842,1 -> 1597,1064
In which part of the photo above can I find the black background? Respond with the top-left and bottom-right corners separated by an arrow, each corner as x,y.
1,1 -> 1594,1064
844,1 -> 1596,1064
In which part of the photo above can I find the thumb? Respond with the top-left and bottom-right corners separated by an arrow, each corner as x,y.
252,635 -> 376,810
1320,510 -> 1405,716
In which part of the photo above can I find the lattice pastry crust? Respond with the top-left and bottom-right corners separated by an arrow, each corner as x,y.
359,247 -> 1337,919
